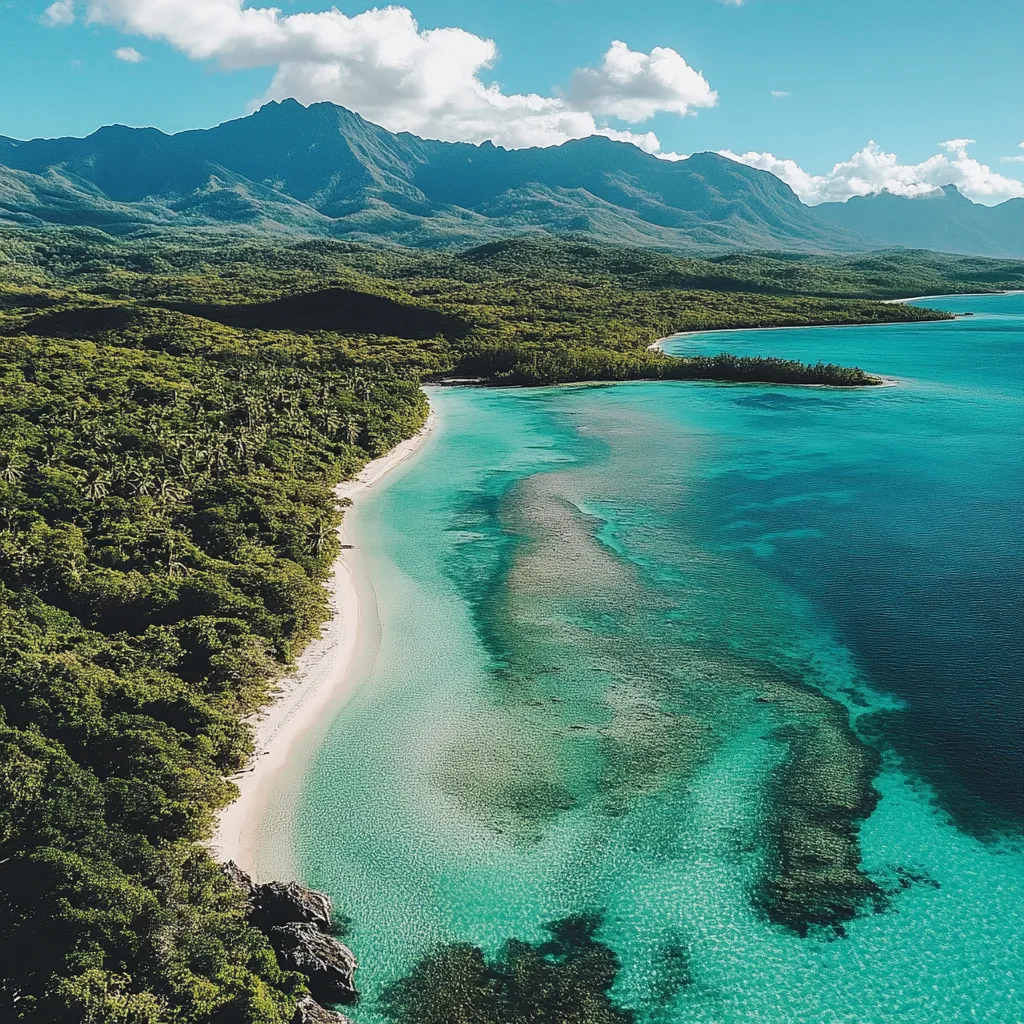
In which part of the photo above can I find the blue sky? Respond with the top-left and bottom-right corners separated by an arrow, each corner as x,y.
2,0 -> 1022,204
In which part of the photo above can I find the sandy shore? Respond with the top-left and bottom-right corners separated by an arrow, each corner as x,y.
648,317 -> 937,351
209,410 -> 436,877
885,289 -> 1024,304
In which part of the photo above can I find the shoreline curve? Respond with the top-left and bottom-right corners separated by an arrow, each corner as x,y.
209,407 -> 437,878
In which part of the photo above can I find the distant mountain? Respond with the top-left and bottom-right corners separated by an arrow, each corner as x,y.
0,99 -> 869,253
815,186 -> 1024,259
6,102 -> 1019,257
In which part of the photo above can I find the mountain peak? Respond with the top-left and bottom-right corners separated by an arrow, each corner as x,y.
88,123 -> 168,141
0,103 -> 891,253
816,181 -> 1024,257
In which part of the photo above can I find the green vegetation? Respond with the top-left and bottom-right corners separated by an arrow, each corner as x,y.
2,227 -> 971,393
6,102 -> 1023,259
0,226 -> 1020,1021
0,311 -> 426,1020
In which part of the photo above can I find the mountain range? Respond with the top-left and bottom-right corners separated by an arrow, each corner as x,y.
1,99 -> 1021,257
815,185 -> 1024,259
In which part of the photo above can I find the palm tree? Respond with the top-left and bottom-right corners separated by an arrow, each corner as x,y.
304,516 -> 334,558
319,409 -> 339,438
161,536 -> 188,578
57,548 -> 83,585
35,437 -> 60,468
207,441 -> 230,478
346,372 -> 371,402
0,454 -> 25,485
83,470 -> 110,501
271,385 -> 290,412
229,433 -> 253,467
129,468 -> 156,498
167,438 -> 198,480
343,416 -> 362,446
154,476 -> 185,503
242,389 -> 266,429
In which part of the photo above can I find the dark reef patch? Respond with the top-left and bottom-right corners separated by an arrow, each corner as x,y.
874,864 -> 942,897
757,708 -> 883,935
380,914 -> 635,1024
648,932 -> 694,1008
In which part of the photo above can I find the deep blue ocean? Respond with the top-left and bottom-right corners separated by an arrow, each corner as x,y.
659,292 -> 1024,824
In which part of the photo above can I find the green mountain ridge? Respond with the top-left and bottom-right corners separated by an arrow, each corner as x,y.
3,101 -> 1021,255
0,100 -> 872,252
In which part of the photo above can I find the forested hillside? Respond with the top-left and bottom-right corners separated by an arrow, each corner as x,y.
0,100 -> 864,252
7,103 -> 1023,258
0,227 -> 1020,1021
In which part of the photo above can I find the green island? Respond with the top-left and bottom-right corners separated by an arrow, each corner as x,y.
2,226 -> 1024,1022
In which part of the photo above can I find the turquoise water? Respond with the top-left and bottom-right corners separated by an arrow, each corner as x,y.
296,293 -> 1024,1022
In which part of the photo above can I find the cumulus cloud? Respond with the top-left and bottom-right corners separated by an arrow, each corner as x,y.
74,1 -> 714,154
771,90 -> 790,98
42,0 -> 75,26
940,138 -> 975,158
721,140 -> 1024,206
566,40 -> 717,121
1003,142 -> 1024,164
114,46 -> 144,62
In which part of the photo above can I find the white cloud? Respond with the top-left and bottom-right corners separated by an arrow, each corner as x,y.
567,40 -> 717,121
770,90 -> 790,98
940,138 -> 975,158
721,140 -> 1024,206
42,0 -> 75,26
81,1 -> 714,154
1003,142 -> 1024,164
114,46 -> 144,63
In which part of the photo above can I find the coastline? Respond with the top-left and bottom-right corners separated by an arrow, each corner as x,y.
885,289 -> 1024,303
647,326 -> 904,387
209,408 -> 437,878
648,292 -> 1015,382
648,315 -> 945,351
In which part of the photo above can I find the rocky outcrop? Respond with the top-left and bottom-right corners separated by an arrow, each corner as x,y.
292,994 -> 355,1024
271,923 -> 358,1004
223,860 -> 256,901
222,862 -> 358,1008
253,880 -> 333,933
223,862 -> 333,931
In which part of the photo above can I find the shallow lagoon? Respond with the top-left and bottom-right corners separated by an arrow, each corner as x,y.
294,293 -> 1024,1023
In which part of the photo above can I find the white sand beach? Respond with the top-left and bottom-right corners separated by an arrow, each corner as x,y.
209,410 -> 436,878
884,289 -> 1024,303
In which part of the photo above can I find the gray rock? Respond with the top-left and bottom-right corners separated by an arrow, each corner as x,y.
222,861 -> 256,903
291,994 -> 355,1024
253,880 -> 333,932
270,923 -> 358,1005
